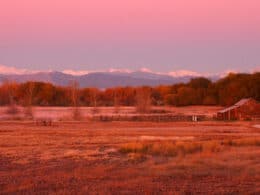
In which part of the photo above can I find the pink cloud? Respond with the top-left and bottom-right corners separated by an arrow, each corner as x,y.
108,68 -> 132,73
139,68 -> 153,73
251,66 -> 260,73
62,69 -> 89,76
168,70 -> 202,77
0,64 -> 30,75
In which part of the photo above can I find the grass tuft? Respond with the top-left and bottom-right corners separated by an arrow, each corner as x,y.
222,138 -> 260,147
120,138 -> 260,157
120,141 -> 203,157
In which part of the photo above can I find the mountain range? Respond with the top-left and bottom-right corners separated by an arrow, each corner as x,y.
0,71 -> 217,88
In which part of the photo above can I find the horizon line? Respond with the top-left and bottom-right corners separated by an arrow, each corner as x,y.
0,64 -> 259,78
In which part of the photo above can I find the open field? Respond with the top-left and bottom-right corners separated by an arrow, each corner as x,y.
0,106 -> 222,120
0,121 -> 260,194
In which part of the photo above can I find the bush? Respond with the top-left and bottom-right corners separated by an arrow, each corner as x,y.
6,104 -> 19,115
222,138 -> 260,147
120,141 -> 203,157
119,138 -> 260,158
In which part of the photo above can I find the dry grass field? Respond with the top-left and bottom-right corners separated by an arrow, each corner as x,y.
0,120 -> 260,194
0,106 -> 222,120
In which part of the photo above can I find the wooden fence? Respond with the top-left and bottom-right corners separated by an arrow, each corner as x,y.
92,114 -> 207,122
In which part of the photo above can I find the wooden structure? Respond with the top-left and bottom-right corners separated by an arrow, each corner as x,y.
217,98 -> 260,120
96,114 -> 206,122
35,118 -> 53,126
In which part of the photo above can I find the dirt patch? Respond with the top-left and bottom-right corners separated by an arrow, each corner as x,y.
139,135 -> 194,141
253,124 -> 260,129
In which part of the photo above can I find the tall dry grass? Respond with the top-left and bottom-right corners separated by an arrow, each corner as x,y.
120,138 -> 260,157
222,138 -> 260,147
120,141 -> 203,157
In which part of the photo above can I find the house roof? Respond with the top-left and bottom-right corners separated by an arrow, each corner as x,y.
218,105 -> 239,113
218,98 -> 253,113
234,98 -> 252,106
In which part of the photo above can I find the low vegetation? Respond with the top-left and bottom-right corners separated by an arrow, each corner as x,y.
0,121 -> 259,194
120,138 -> 260,157
120,141 -> 216,157
222,138 -> 260,147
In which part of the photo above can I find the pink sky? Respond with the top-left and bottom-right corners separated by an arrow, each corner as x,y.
0,0 -> 260,73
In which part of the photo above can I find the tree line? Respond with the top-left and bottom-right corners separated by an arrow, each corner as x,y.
0,72 -> 259,107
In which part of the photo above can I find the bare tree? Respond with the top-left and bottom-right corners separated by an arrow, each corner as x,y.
69,81 -> 81,120
3,80 -> 19,115
113,90 -> 120,114
24,82 -> 35,119
90,88 -> 99,115
135,87 -> 151,113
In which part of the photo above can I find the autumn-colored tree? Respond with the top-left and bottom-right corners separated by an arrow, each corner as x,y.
24,82 -> 35,118
113,89 -> 120,113
0,72 -> 259,107
1,80 -> 19,115
135,87 -> 152,113
89,88 -> 100,114
69,81 -> 81,120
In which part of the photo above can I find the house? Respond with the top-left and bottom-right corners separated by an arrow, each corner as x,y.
217,98 -> 260,120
